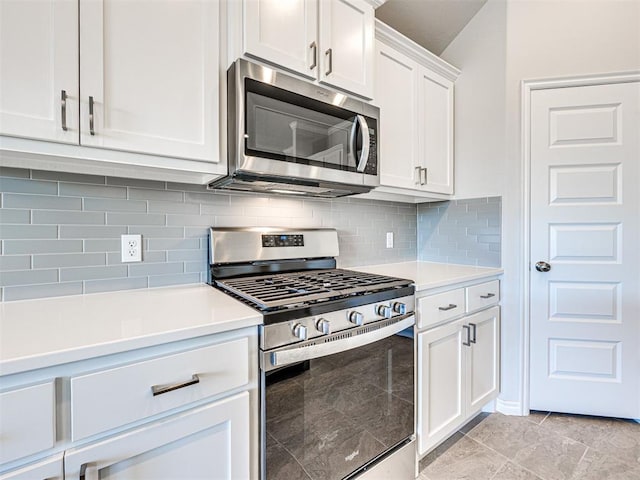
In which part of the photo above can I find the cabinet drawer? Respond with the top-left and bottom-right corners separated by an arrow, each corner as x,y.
417,288 -> 465,329
466,280 -> 500,313
0,381 -> 55,465
70,337 -> 249,441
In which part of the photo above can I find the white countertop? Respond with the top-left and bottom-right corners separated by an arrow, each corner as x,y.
0,284 -> 261,376
0,262 -> 501,376
352,261 -> 503,291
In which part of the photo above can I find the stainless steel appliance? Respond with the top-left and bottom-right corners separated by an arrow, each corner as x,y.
209,59 -> 379,197
209,227 -> 416,480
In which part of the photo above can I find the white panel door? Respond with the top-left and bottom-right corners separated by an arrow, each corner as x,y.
417,319 -> 465,455
79,0 -> 220,162
418,68 -> 454,195
0,0 -> 78,143
64,392 -> 250,480
243,0 -> 318,79
374,41 -> 419,190
318,0 -> 373,98
529,81 -> 640,418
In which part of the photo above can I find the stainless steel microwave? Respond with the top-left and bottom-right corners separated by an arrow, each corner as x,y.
209,59 -> 380,197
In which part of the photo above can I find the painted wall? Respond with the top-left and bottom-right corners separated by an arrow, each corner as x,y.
0,167 -> 417,301
440,0 -> 507,200
441,0 -> 640,412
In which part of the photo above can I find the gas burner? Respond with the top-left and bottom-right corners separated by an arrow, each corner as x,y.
214,268 -> 411,310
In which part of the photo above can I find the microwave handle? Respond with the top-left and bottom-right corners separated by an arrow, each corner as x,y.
355,115 -> 370,172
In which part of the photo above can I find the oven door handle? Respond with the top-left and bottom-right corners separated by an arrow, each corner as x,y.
265,315 -> 414,371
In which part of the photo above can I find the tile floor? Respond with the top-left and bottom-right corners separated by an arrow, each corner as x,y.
418,411 -> 640,480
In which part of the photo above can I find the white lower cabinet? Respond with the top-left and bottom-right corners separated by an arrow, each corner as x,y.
0,454 -> 63,480
64,392 -> 249,480
0,327 -> 258,480
417,284 -> 500,457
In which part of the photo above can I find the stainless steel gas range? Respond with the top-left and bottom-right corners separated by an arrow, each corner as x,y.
209,227 -> 416,480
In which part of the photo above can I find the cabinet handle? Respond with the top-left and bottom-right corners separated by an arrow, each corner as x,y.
61,90 -> 68,131
462,325 -> 471,346
438,303 -> 457,311
151,373 -> 200,396
480,293 -> 495,299
79,463 -> 89,480
415,166 -> 422,185
325,48 -> 332,76
88,96 -> 95,136
309,41 -> 317,70
421,167 -> 427,185
469,322 -> 477,343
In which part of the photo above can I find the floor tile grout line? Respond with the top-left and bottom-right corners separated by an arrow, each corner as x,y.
462,426 -> 549,480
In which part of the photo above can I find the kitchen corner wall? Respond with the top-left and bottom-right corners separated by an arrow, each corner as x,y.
417,197 -> 501,267
0,167 -> 417,302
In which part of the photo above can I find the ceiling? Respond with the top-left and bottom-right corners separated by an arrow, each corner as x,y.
375,0 -> 488,55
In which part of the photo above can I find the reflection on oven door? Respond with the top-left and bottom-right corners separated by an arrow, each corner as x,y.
264,333 -> 414,480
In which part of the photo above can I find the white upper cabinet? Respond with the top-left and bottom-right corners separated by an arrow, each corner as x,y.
79,0 -> 220,161
244,0 -> 318,79
318,0 -> 374,97
375,41 -> 419,190
0,0 -> 78,144
366,21 -> 459,202
241,0 -> 375,99
0,0 -> 224,184
418,67 -> 454,195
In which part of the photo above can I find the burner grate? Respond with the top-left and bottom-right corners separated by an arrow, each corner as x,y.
215,269 -> 410,309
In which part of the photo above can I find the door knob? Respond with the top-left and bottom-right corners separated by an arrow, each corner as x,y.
535,261 -> 551,272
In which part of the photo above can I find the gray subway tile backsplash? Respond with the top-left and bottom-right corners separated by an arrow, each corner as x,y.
417,197 -> 502,267
1,169 -> 501,301
3,281 -> 84,301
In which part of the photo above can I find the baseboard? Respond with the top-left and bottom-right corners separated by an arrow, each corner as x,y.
496,398 -> 524,416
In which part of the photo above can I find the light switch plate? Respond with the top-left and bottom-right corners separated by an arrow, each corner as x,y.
386,232 -> 394,248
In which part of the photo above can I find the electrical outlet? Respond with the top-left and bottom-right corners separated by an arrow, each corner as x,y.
386,232 -> 394,248
121,234 -> 142,263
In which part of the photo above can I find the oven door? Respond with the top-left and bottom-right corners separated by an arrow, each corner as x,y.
260,316 -> 415,480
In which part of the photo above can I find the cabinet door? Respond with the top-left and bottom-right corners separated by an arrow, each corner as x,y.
64,392 -> 250,480
243,0 -> 318,79
79,0 -> 220,162
0,453 -> 63,480
466,307 -> 501,414
375,41 -> 420,190
318,0 -> 373,98
418,67 -> 454,194
0,0 -> 78,143
417,319 -> 466,456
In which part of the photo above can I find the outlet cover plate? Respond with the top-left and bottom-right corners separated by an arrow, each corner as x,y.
121,234 -> 142,263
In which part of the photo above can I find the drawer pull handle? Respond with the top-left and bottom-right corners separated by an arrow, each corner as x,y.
480,293 -> 496,299
438,304 -> 457,311
151,374 -> 200,396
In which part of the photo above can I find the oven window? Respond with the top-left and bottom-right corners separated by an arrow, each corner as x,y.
245,79 -> 373,172
264,333 -> 414,480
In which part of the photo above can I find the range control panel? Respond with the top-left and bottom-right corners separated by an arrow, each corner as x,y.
262,234 -> 304,248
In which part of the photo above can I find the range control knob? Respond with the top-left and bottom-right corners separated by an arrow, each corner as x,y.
316,318 -> 331,335
292,323 -> 308,341
376,305 -> 392,318
392,302 -> 407,315
348,311 -> 364,326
